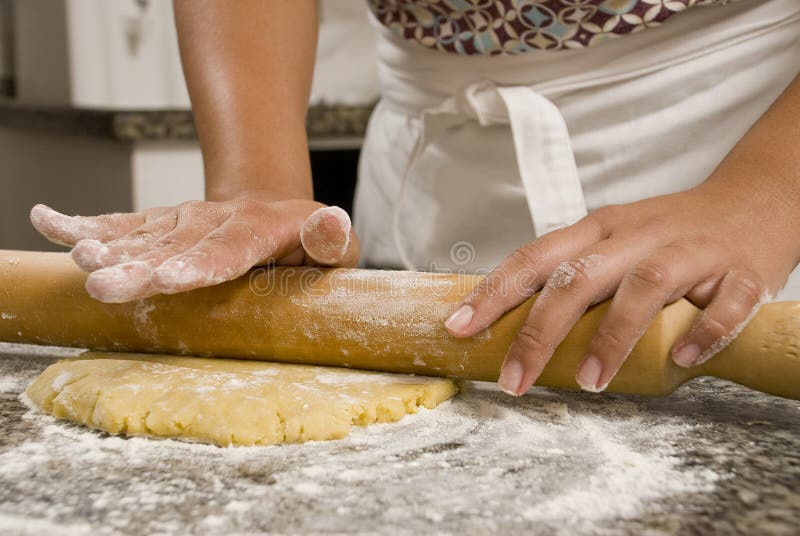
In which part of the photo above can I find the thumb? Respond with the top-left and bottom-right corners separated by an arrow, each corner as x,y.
300,206 -> 360,267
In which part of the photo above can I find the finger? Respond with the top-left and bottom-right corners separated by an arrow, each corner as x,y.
150,202 -> 309,294
498,237 -> 651,396
83,260 -> 155,304
445,215 -> 604,338
684,275 -> 724,309
671,269 -> 770,368
577,242 -> 726,392
300,206 -> 360,267
71,210 -> 178,271
84,212 -> 217,303
30,204 -> 145,247
150,218 -> 270,294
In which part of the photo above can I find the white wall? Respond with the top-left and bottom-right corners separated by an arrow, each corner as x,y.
131,141 -> 203,212
13,0 -> 379,109
311,0 -> 379,106
14,0 -> 190,108
64,0 -> 190,109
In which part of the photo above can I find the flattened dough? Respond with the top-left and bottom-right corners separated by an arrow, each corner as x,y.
25,352 -> 457,446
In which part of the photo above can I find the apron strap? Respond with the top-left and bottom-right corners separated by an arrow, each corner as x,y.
393,81 -> 587,269
497,86 -> 588,236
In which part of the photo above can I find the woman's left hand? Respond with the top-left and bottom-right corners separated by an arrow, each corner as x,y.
446,72 -> 800,396
444,171 -> 800,395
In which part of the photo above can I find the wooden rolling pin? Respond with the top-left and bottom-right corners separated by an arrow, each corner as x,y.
1,250 -> 798,399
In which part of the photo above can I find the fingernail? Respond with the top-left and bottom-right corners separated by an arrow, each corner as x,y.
445,304 -> 473,335
498,359 -> 524,396
576,355 -> 604,392
301,206 -> 352,265
672,343 -> 701,368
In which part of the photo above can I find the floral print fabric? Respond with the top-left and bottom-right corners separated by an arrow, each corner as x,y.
367,0 -> 743,54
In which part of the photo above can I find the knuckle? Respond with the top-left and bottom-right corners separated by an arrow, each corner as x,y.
515,323 -> 550,355
176,200 -> 220,227
178,200 -> 206,214
727,270 -> 765,305
236,198 -> 267,216
626,261 -> 670,291
696,314 -> 731,340
152,237 -> 181,251
203,230 -> 236,248
547,258 -> 593,292
473,269 -> 509,301
143,206 -> 173,221
500,245 -> 544,294
509,242 -> 545,270
581,213 -> 606,236
593,325 -> 630,352
125,230 -> 155,243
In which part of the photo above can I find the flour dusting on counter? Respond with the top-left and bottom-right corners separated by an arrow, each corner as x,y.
4,343 -> 800,535
0,345 -> 729,535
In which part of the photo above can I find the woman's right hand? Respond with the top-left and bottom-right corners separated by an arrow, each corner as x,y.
30,196 -> 359,303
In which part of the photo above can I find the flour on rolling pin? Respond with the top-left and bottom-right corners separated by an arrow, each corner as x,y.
287,270 -> 490,369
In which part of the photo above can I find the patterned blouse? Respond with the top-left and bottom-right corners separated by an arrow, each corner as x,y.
367,0 -> 744,54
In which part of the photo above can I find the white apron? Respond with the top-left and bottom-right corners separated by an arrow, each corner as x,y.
353,0 -> 800,299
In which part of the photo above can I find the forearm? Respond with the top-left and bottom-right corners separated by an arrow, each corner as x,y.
174,0 -> 318,202
701,74 -> 800,241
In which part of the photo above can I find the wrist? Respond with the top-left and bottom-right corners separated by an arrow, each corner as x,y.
206,186 -> 312,204
203,126 -> 314,203
205,151 -> 314,202
697,162 -> 800,273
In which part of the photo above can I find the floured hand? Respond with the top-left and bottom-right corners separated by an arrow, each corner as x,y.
446,74 -> 800,396
30,198 -> 359,303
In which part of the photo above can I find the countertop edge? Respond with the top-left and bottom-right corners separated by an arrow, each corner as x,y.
0,99 -> 376,143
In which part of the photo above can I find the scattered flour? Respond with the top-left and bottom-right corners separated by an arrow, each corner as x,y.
286,269 -> 462,369
1,312 -> 15,320
132,301 -> 158,340
542,254 -> 603,297
1,391 -> 720,532
250,369 -> 279,377
313,372 -> 424,385
50,371 -> 74,393
0,374 -> 24,393
0,343 -> 723,534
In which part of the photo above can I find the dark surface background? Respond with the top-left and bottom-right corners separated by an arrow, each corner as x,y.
311,149 -> 360,216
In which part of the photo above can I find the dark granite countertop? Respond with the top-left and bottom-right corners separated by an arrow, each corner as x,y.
0,98 -> 375,142
1,343 -> 798,535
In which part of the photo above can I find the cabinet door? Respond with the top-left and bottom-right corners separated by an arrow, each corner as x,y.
15,0 -> 189,108
67,0 -> 189,108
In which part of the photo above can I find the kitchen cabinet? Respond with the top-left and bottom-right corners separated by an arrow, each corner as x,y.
14,0 -> 188,108
0,0 -> 377,251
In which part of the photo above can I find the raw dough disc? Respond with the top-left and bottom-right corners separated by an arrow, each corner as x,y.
25,352 -> 458,447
